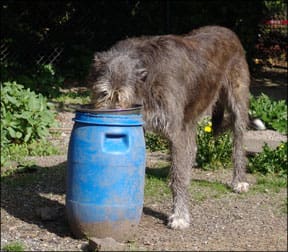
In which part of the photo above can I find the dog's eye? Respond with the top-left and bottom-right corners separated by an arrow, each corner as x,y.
98,91 -> 108,98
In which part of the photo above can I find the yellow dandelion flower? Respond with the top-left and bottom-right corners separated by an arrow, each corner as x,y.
204,126 -> 212,133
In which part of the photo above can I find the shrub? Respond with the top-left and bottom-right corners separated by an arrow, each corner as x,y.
145,132 -> 169,152
250,94 -> 287,134
1,81 -> 57,143
196,118 -> 232,170
248,142 -> 287,177
1,81 -> 57,165
145,117 -> 233,170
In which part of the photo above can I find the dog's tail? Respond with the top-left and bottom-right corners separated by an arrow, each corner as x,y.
212,90 -> 266,135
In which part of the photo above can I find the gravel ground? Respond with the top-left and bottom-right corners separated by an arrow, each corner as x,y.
1,152 -> 287,251
1,110 -> 287,251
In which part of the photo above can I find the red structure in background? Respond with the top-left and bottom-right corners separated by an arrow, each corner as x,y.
263,20 -> 288,25
255,19 -> 287,67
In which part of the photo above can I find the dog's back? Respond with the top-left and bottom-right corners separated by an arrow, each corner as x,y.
185,26 -> 250,134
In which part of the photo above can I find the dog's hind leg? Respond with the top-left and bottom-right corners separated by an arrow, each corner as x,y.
226,58 -> 250,193
167,123 -> 196,229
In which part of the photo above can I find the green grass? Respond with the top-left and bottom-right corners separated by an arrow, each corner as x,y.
251,174 -> 287,194
280,198 -> 287,214
144,165 -> 171,201
2,241 -> 25,252
1,161 -> 37,177
190,180 -> 230,202
144,160 -> 287,205
144,161 -> 231,203
1,139 -> 60,174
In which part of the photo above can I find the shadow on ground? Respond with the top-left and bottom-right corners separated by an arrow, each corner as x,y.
1,163 -> 173,238
1,162 -> 71,238
251,67 -> 287,101
145,166 -> 169,179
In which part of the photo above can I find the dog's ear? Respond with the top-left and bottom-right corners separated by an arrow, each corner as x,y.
136,67 -> 148,82
86,53 -> 107,85
93,53 -> 106,69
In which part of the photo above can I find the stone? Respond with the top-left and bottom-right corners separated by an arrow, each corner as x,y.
88,237 -> 125,251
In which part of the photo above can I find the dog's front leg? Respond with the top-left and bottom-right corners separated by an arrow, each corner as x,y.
168,126 -> 196,229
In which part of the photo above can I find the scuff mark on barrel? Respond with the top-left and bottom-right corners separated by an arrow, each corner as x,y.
68,218 -> 139,241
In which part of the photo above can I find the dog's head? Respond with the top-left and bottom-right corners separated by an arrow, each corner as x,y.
87,51 -> 147,109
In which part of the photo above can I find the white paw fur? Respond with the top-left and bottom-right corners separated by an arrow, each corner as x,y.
233,182 -> 249,193
168,214 -> 190,229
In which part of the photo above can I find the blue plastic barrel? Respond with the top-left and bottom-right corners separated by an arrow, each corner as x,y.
66,106 -> 146,241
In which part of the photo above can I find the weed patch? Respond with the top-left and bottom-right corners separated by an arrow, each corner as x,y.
280,198 -> 287,214
251,175 -> 287,194
1,139 -> 60,173
250,93 -> 287,134
145,132 -> 169,152
145,165 -> 170,201
190,180 -> 230,202
2,241 -> 25,252
196,118 -> 232,170
248,142 -> 287,178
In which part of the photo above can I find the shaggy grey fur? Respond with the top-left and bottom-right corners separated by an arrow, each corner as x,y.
87,26 -> 250,229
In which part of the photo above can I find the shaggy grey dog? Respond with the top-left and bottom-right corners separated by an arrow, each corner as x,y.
87,26 -> 250,229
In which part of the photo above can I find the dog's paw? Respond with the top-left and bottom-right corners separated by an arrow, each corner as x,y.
232,182 -> 249,193
168,214 -> 190,229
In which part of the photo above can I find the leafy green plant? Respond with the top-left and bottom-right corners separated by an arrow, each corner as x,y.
2,241 -> 25,252
1,139 -> 60,168
248,142 -> 287,177
145,132 -> 169,152
145,118 -> 233,170
250,94 -> 287,133
1,81 -> 57,166
145,113 -> 286,177
196,117 -> 232,170
1,81 -> 57,143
